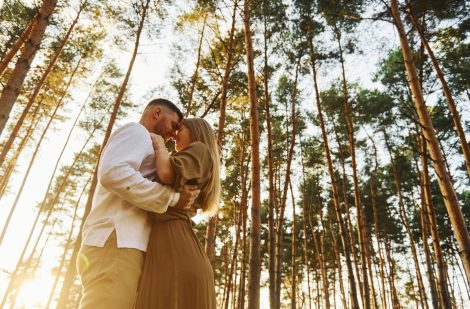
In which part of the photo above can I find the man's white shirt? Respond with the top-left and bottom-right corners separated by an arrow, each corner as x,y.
82,122 -> 180,252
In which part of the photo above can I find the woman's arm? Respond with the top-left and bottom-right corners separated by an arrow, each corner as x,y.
150,133 -> 176,185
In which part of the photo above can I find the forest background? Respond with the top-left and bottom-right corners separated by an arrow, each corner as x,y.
0,0 -> 469,308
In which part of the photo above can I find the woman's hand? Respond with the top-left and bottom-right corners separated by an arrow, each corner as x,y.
150,133 -> 165,151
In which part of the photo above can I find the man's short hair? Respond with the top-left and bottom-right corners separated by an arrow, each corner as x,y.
146,98 -> 183,120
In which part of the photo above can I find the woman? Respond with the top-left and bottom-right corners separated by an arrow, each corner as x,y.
134,117 -> 220,309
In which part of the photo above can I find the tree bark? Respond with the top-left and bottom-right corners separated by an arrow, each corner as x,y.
407,5 -> 470,179
243,0 -> 262,306
418,133 -> 452,308
0,6 -> 83,167
307,19 -> 360,309
390,0 -> 470,284
0,18 -> 35,77
205,0 -> 238,265
0,0 -> 58,136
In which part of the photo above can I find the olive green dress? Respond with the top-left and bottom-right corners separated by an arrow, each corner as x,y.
134,142 -> 216,309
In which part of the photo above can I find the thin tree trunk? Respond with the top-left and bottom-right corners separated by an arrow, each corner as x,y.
369,140 -> 388,309
205,0 -> 238,265
0,18 -> 35,77
263,13 -> 278,309
0,0 -> 58,136
384,237 -> 400,309
0,6 -> 83,166
224,131 -> 247,309
243,0 -> 261,305
383,132 -> 429,309
407,5 -> 470,179
185,13 -> 208,116
390,0 -> 470,283
299,138 -> 312,309
45,177 -> 90,309
0,101 -> 41,199
418,133 -> 453,308
290,181 -> 296,309
307,21 -> 360,309
335,28 -> 370,308
0,57 -> 82,247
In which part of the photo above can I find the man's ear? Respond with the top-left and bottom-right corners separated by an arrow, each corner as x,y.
153,106 -> 161,119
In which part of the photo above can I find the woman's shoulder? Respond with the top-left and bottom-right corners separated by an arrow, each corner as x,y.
177,141 -> 211,157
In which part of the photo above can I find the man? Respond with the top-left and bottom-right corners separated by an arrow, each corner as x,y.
77,98 -> 199,309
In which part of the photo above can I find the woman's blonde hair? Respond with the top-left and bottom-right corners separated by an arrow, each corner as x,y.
182,118 -> 221,216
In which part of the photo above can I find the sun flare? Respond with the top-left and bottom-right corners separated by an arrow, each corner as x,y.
13,275 -> 53,309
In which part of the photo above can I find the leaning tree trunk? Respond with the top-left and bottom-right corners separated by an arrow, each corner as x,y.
0,18 -> 35,77
390,0 -> 470,284
0,101 -> 41,199
290,181 -> 297,309
0,6 -> 83,167
243,0 -> 262,307
407,4 -> 470,179
205,0 -> 238,264
0,0 -> 58,136
307,20 -> 360,309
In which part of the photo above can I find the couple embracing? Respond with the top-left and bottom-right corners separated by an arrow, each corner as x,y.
77,98 -> 219,308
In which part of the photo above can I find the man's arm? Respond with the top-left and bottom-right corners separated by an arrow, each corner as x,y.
98,123 -> 179,213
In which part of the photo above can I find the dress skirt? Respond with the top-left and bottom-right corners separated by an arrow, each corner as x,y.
134,208 -> 216,309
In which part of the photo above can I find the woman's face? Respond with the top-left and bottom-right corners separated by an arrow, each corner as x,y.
175,123 -> 192,151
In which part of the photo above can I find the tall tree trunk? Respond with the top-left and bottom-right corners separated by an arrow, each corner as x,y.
290,181 -> 296,309
0,0 -> 58,136
307,20 -> 360,309
420,203 -> 440,309
275,60 -> 299,309
384,237 -> 400,309
243,0 -> 261,306
384,133 -> 429,309
369,139 -> 388,309
390,0 -> 470,283
263,13 -> 278,309
418,133 -> 452,308
335,28 -> 370,309
0,6 -> 83,167
205,0 -> 238,264
224,131 -> 247,309
299,138 -> 312,309
407,5 -> 470,179
0,18 -> 35,77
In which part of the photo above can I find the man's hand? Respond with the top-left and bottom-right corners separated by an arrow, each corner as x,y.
173,184 -> 200,210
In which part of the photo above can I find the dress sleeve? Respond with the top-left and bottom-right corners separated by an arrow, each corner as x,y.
169,142 -> 213,191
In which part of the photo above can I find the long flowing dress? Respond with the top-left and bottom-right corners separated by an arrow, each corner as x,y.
134,142 -> 216,309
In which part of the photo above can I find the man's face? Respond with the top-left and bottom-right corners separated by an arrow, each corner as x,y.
153,107 -> 181,141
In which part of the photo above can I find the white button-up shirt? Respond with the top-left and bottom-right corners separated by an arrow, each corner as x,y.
82,122 -> 179,251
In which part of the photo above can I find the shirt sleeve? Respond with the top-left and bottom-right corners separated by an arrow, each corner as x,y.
98,123 -> 179,213
169,141 -> 213,191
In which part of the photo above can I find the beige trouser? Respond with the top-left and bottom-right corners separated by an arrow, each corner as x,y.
77,231 -> 144,309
